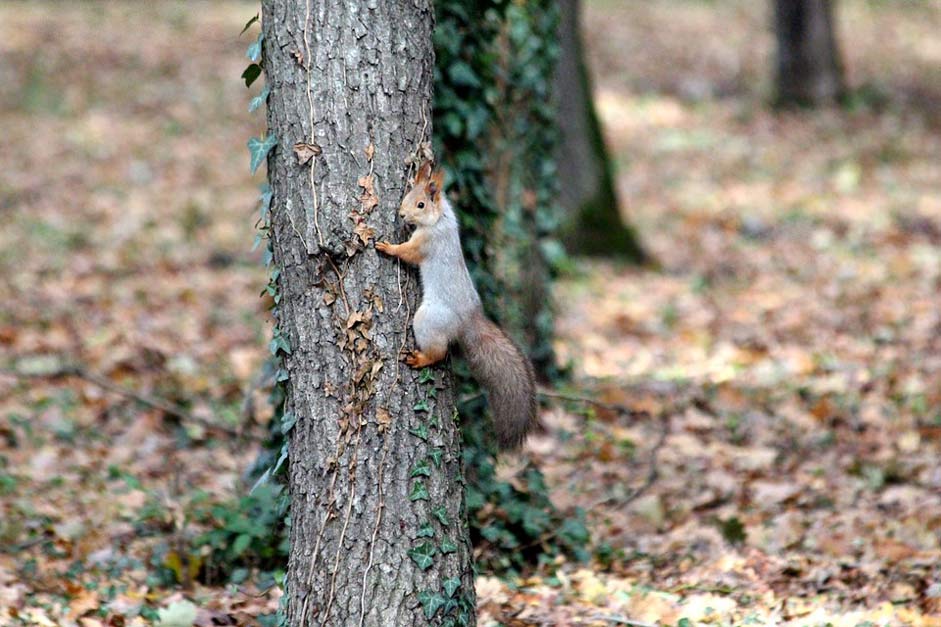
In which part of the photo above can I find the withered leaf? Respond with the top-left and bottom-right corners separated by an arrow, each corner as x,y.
358,174 -> 379,213
376,407 -> 392,433
346,310 -> 366,329
354,221 -> 376,246
352,361 -> 371,383
365,143 -> 375,162
293,141 -> 322,165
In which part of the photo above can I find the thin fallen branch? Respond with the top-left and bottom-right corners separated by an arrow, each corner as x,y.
0,362 -> 240,437
536,385 -> 671,509
537,387 -> 651,419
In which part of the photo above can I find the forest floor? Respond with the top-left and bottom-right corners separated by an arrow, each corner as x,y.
2,1 -> 941,626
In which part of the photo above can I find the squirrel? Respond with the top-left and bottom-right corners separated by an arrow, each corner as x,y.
376,160 -> 537,449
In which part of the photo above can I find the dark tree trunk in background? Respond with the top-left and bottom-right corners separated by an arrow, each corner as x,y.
261,1 -> 475,625
774,0 -> 845,105
554,0 -> 645,260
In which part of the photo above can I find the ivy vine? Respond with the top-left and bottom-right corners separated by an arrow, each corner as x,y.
434,0 -> 587,575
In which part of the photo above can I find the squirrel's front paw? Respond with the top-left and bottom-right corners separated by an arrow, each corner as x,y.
375,241 -> 393,254
402,351 -> 421,368
403,350 -> 424,368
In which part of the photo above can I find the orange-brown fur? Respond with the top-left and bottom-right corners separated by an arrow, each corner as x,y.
375,230 -> 429,264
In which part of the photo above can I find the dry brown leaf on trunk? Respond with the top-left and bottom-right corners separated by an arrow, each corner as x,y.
353,220 -> 376,246
358,174 -> 379,212
293,142 -> 322,165
376,407 -> 392,433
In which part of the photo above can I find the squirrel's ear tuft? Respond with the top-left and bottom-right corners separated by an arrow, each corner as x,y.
429,168 -> 445,195
416,160 -> 434,183
427,180 -> 439,201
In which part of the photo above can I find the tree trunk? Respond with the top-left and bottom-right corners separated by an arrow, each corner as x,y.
554,0 -> 645,261
261,1 -> 476,625
774,0 -> 845,105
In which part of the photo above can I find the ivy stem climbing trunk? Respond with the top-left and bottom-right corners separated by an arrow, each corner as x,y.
260,1 -> 476,625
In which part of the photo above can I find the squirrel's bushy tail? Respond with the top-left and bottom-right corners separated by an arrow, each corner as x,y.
459,312 -> 537,450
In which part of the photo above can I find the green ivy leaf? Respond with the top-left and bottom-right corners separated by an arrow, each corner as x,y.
280,412 -> 296,435
432,505 -> 450,526
241,63 -> 262,88
559,512 -> 590,545
442,576 -> 461,598
409,423 -> 429,441
407,542 -> 437,570
418,368 -> 434,384
428,449 -> 443,468
416,522 -> 435,538
246,33 -> 264,62
271,446 -> 288,475
521,504 -> 551,536
413,399 -> 431,413
268,334 -> 291,356
439,538 -> 457,554
409,481 -> 429,502
410,459 -> 432,478
240,14 -> 259,36
248,135 -> 278,175
232,533 -> 252,556
448,61 -> 481,88
249,86 -> 270,113
718,516 -> 747,545
416,590 -> 445,620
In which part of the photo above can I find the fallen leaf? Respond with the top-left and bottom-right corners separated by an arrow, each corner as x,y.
67,590 -> 99,620
156,600 -> 198,627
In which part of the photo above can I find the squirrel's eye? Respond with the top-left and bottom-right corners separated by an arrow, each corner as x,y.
417,202 -> 425,209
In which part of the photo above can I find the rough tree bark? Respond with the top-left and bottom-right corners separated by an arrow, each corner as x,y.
261,1 -> 476,625
554,0 -> 645,260
773,0 -> 845,105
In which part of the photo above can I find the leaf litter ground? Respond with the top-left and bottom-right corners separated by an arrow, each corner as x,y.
1,1 -> 940,626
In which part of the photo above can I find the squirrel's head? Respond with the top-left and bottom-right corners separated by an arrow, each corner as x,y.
399,160 -> 445,227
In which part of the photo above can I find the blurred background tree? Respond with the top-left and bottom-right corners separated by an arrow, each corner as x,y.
773,0 -> 845,105
554,0 -> 646,260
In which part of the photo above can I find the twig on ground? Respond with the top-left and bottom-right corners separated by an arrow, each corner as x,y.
538,387 -> 651,419
0,362 -> 240,436
536,385 -> 671,509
